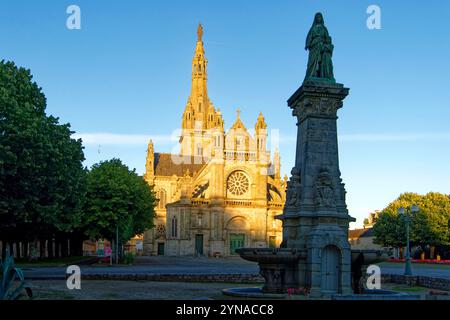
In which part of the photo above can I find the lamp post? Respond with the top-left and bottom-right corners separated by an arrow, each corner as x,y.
398,205 -> 419,276
116,225 -> 119,265
448,218 -> 450,245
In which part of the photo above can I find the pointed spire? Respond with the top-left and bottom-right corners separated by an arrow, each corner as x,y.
197,23 -> 203,42
190,24 -> 208,113
147,139 -> 154,151
231,108 -> 247,130
194,24 -> 206,58
144,139 -> 155,182
255,112 -> 267,131
180,25 -> 220,155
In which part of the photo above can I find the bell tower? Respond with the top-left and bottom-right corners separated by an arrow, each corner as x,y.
180,24 -> 222,158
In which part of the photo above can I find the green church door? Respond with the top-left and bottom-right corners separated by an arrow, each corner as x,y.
157,242 -> 165,256
230,234 -> 245,255
195,234 -> 203,255
269,236 -> 276,248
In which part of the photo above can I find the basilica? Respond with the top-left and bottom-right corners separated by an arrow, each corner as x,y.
142,25 -> 285,256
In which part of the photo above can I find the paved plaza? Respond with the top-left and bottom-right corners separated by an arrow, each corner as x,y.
29,280 -> 251,300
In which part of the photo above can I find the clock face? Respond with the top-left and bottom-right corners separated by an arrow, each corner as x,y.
227,171 -> 250,196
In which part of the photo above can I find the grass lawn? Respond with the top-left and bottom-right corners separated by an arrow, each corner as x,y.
15,256 -> 95,268
390,285 -> 427,292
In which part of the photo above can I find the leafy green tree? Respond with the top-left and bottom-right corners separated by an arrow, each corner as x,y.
373,211 -> 405,248
83,159 -> 156,245
373,192 -> 450,251
0,60 -> 86,258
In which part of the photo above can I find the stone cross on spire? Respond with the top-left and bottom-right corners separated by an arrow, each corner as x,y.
236,108 -> 241,119
197,23 -> 203,41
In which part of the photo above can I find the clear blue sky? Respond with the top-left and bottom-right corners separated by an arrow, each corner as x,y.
2,0 -> 450,227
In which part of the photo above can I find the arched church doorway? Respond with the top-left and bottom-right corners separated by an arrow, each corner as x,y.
226,216 -> 249,255
321,245 -> 341,294
229,233 -> 245,255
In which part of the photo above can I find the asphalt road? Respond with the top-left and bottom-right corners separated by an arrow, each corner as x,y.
23,256 -> 259,279
378,263 -> 450,280
22,256 -> 450,280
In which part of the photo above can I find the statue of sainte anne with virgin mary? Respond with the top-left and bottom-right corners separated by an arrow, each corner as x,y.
304,12 -> 336,83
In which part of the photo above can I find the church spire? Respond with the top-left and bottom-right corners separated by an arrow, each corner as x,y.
197,23 -> 203,41
144,139 -> 154,183
182,23 -> 211,129
180,24 -> 221,156
191,23 -> 207,93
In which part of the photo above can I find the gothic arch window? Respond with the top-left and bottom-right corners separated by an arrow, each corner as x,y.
197,144 -> 203,156
215,135 -> 221,147
227,171 -> 250,196
171,216 -> 178,238
158,189 -> 167,209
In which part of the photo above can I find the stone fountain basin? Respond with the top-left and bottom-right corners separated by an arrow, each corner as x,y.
236,248 -> 306,264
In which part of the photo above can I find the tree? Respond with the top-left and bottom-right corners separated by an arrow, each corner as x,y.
0,60 -> 86,259
373,192 -> 450,255
373,211 -> 405,248
83,159 -> 156,246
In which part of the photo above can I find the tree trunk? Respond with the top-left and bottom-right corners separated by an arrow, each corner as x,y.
39,240 -> 46,259
9,242 -> 14,258
23,241 -> 29,260
430,245 -> 436,259
47,238 -> 54,259
29,240 -> 39,261
1,241 -> 6,259
61,237 -> 68,257
17,242 -> 22,259
70,234 -> 84,257
54,237 -> 60,258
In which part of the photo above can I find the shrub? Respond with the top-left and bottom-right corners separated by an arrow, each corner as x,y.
0,248 -> 33,300
122,252 -> 135,265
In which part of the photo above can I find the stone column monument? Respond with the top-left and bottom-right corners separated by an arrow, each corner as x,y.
238,12 -> 355,298
281,12 -> 355,297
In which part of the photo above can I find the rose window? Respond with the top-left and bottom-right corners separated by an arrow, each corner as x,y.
227,171 -> 250,196
156,224 -> 166,238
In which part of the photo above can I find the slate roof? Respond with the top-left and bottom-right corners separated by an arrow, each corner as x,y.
154,153 -> 206,177
348,228 -> 374,239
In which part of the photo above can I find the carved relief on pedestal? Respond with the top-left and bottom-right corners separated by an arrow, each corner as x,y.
318,99 -> 334,114
314,169 -> 336,208
286,167 -> 301,207
296,97 -> 341,121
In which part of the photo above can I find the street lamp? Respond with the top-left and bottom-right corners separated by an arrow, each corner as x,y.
398,205 -> 419,276
448,218 -> 450,243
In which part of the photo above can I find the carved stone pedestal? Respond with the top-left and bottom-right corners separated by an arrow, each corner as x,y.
279,81 -> 355,297
237,13 -> 357,298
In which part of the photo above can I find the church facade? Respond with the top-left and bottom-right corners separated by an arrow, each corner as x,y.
142,25 -> 285,256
